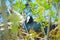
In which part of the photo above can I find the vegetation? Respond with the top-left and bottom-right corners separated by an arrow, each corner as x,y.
0,0 -> 60,40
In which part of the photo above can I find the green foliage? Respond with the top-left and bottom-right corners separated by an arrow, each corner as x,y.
11,23 -> 19,35
12,1 -> 26,12
54,0 -> 59,3
54,17 -> 58,21
29,2 -> 37,15
9,14 -> 20,36
29,1 -> 46,23
44,2 -> 50,10
9,14 -> 20,22
50,10 -> 55,17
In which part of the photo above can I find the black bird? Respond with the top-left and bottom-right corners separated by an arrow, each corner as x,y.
22,15 -> 57,34
22,15 -> 41,32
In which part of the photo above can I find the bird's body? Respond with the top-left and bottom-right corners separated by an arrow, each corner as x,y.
22,15 -> 41,32
22,15 -> 57,34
